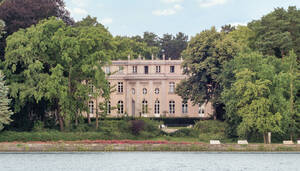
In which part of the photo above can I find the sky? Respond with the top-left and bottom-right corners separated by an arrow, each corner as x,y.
64,0 -> 300,37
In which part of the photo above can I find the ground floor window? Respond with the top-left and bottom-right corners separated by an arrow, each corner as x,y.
182,101 -> 188,114
169,100 -> 175,114
199,104 -> 205,115
107,101 -> 111,114
118,101 -> 124,114
142,100 -> 148,114
88,101 -> 94,114
154,100 -> 160,114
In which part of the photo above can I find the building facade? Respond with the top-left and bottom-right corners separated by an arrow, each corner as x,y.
88,56 -> 213,118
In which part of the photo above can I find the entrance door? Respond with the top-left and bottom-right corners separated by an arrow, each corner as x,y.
132,100 -> 135,117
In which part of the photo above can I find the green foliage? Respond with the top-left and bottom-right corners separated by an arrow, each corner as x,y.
0,71 -> 13,130
0,20 -> 5,39
194,120 -> 227,134
4,17 -> 113,131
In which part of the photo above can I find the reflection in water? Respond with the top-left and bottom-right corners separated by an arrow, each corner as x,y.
0,152 -> 299,171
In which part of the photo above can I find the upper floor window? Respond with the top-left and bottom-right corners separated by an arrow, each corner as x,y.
88,101 -> 94,114
118,82 -> 123,93
169,100 -> 175,114
143,88 -> 147,95
133,66 -> 137,74
154,100 -> 160,114
144,66 -> 149,74
132,88 -> 135,95
119,66 -> 124,73
118,100 -> 124,114
155,88 -> 160,94
88,83 -> 94,94
170,66 -> 175,73
169,82 -> 175,93
156,66 -> 161,73
105,66 -> 110,74
182,101 -> 188,114
142,100 -> 148,114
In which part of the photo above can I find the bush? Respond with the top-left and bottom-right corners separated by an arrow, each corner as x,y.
130,120 -> 145,135
194,120 -> 227,134
169,128 -> 198,137
32,121 -> 45,132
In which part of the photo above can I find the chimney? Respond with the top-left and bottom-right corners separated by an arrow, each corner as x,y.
138,54 -> 142,60
151,54 -> 154,60
128,54 -> 131,60
163,54 -> 166,60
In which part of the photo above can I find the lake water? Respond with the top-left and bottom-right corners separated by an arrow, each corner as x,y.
0,152 -> 299,171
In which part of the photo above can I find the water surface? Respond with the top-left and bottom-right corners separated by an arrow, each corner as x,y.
0,152 -> 299,171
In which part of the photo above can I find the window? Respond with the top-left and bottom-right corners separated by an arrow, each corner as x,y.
118,82 -> 123,93
170,66 -> 175,73
107,101 -> 111,114
143,88 -> 147,95
156,66 -> 161,73
155,88 -> 160,94
169,100 -> 175,114
142,100 -> 148,114
199,104 -> 205,116
169,82 -> 175,93
105,66 -> 110,74
88,101 -> 94,114
144,66 -> 149,74
182,101 -> 188,114
119,66 -> 124,72
88,83 -> 94,94
132,88 -> 135,94
133,66 -> 137,74
154,100 -> 160,114
118,101 -> 124,114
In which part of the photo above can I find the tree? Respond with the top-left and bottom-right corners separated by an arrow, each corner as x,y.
0,71 -> 13,131
4,17 -> 113,131
0,20 -> 4,38
248,6 -> 300,62
222,52 -> 285,143
176,27 -> 240,119
159,32 -> 188,59
0,0 -> 73,61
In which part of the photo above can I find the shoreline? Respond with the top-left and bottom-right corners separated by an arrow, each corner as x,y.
0,140 -> 299,152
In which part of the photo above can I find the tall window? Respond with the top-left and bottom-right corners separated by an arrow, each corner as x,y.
156,66 -> 161,73
170,66 -> 175,73
155,88 -> 160,94
154,100 -> 160,114
142,100 -> 148,114
107,101 -> 111,114
133,66 -> 137,74
118,101 -> 124,114
118,82 -> 123,93
132,88 -> 135,94
119,66 -> 124,73
144,66 -> 149,74
169,100 -> 175,114
182,101 -> 188,114
169,82 -> 175,93
88,83 -> 94,95
143,88 -> 147,95
88,101 -> 94,114
105,66 -> 110,74
199,104 -> 205,116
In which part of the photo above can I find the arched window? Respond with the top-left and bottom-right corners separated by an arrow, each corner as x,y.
107,101 -> 111,114
182,101 -> 188,114
143,88 -> 147,95
169,100 -> 175,114
154,100 -> 160,114
169,82 -> 175,93
88,101 -> 94,114
118,101 -> 124,114
198,104 -> 205,116
155,88 -> 160,94
142,100 -> 148,114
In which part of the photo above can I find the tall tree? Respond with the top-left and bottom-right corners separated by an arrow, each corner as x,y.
4,17 -> 113,131
159,32 -> 188,59
0,71 -> 13,131
0,0 -> 73,61
248,6 -> 300,61
176,27 -> 240,119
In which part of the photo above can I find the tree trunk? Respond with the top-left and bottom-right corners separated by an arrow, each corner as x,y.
95,99 -> 99,129
57,106 -> 64,132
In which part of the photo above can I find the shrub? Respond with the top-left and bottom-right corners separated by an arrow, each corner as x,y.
170,128 -> 198,137
194,120 -> 227,134
32,121 -> 45,132
130,120 -> 145,135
